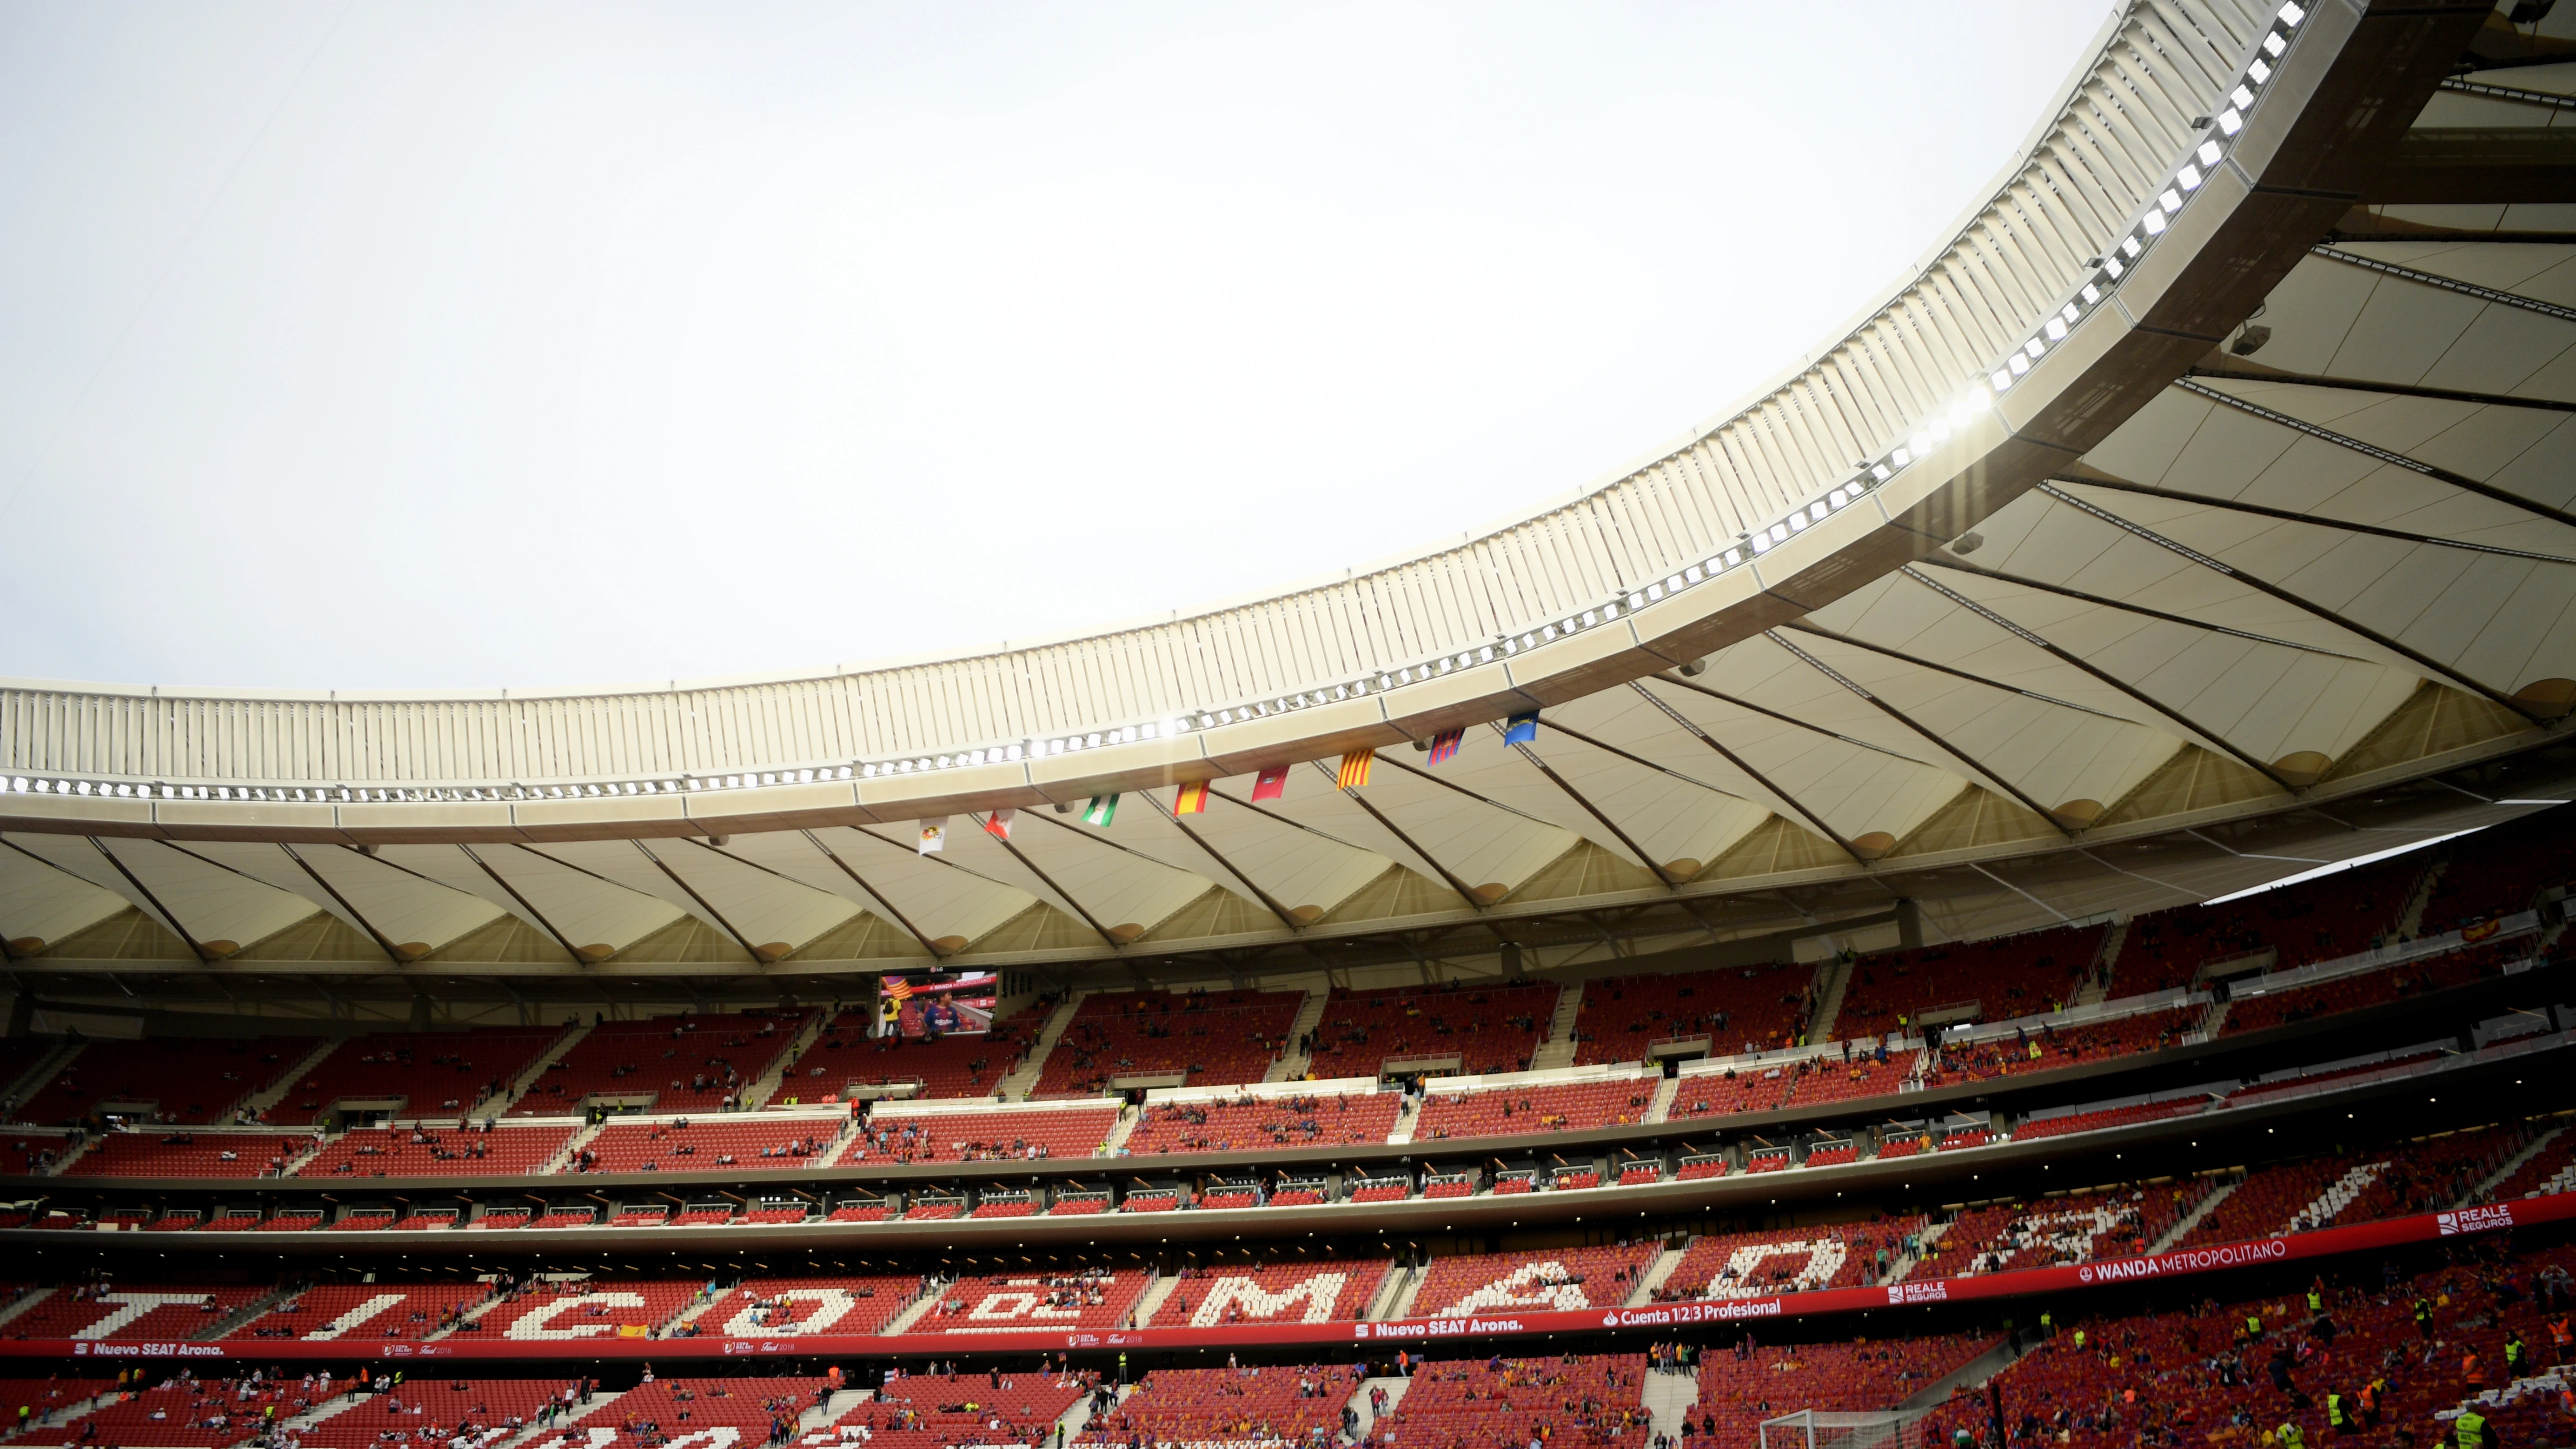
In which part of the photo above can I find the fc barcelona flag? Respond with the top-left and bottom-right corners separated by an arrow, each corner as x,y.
1335,750 -> 1374,791
1175,781 -> 1210,816
1427,728 -> 1464,764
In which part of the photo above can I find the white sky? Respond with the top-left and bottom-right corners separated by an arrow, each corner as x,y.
0,2 -> 2115,692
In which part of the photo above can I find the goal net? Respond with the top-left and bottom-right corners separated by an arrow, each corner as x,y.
1758,1409 -> 1930,1449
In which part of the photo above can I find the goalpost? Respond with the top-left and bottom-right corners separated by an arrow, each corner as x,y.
1758,1409 -> 1931,1449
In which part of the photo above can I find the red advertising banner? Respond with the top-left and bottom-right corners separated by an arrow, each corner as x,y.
15,1194 -> 2565,1364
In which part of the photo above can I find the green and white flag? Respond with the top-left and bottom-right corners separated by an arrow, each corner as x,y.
1081,794 -> 1119,827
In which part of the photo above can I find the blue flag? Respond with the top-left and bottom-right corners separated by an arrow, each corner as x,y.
1503,711 -> 1540,745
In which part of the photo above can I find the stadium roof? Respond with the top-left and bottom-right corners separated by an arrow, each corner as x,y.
5,0 -> 2574,1007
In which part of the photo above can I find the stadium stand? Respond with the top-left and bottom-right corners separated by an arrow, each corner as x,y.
1410,1075 -> 1658,1141
864,1368 -> 1085,1449
1697,1334 -> 1998,1448
63,1129 -> 300,1178
2013,1094 -> 2207,1142
1150,1256 -> 1391,1325
543,1375 -> 830,1449
1121,1090 -> 1401,1155
1836,924 -> 2105,1033
297,1121 -> 574,1177
227,1281 -> 490,1340
1654,1219 -> 1916,1299
574,1115 -> 845,1174
1376,1353 -> 1653,1449
13,1037 -> 305,1127
2221,940 -> 2523,1035
6,1284 -> 268,1341
2423,811 -> 2576,932
450,1280 -> 698,1340
512,1013 -> 810,1117
293,1378 -> 574,1449
1571,963 -> 1817,1065
2113,857 -> 2423,993
1081,1364 -> 1354,1447
1308,982 -> 1557,1078
1925,1006 -> 2198,1085
276,1027 -> 560,1125
851,1105 -> 1117,1163
1035,990 -> 1305,1095
1935,1186 -> 2199,1275
914,1270 -> 1149,1332
1407,1243 -> 1657,1316
780,1008 -> 1039,1101
674,1274 -> 921,1336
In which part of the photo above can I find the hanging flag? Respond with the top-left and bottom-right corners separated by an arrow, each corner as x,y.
1503,711 -> 1540,745
1174,781 -> 1209,816
917,818 -> 948,854
1427,728 -> 1465,765
1082,794 -> 1120,827
1335,750 -> 1374,790
983,808 -> 1017,841
880,976 -> 916,1003
1252,764 -> 1290,802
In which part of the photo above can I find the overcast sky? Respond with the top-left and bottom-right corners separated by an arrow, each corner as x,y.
0,2 -> 2113,693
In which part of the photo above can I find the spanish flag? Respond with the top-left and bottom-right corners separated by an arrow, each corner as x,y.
1252,764 -> 1289,802
1336,750 -> 1374,791
1174,781 -> 1209,816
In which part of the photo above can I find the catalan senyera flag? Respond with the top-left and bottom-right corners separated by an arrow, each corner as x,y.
1252,764 -> 1290,802
1082,794 -> 1120,827
983,808 -> 1016,841
1174,780 -> 1209,816
1427,728 -> 1464,764
916,817 -> 948,854
1335,749 -> 1374,791
881,976 -> 916,1003
1503,710 -> 1540,745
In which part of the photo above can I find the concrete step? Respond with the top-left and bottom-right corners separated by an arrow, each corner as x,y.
995,994 -> 1088,1101
279,1389 -> 378,1434
1625,1244 -> 1688,1307
1645,1077 -> 1680,1125
2072,921 -> 2127,1009
661,1283 -> 739,1335
1100,1106 -> 1143,1157
1127,1271 -> 1179,1328
1527,982 -> 1586,1072
879,1281 -> 949,1336
541,1118 -> 613,1176
241,1037 -> 347,1120
1386,1264 -> 1431,1321
194,1283 -> 293,1341
1384,1094 -> 1422,1147
498,1019 -> 596,1115
1348,1378 -> 1410,1441
798,1388 -> 872,1435
2399,857 -> 2447,939
1,1040 -> 83,1117
741,1010 -> 832,1111
0,1288 -> 53,1331
2150,1179 -> 2237,1253
1264,989 -> 1331,1083
1806,956 -> 1854,1044
1640,1366 -> 1699,1441
1363,1264 -> 1414,1323
426,1285 -> 522,1341
2466,1124 -> 2565,1206
1899,1337 -> 2022,1410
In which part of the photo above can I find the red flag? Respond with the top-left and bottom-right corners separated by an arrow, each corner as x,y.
1174,781 -> 1209,816
1252,764 -> 1289,802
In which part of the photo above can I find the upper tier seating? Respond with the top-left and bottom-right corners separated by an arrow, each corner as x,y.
1081,1364 -> 1354,1448
1411,1077 -> 1658,1141
7,1284 -> 268,1341
679,1275 -> 923,1338
575,1117 -> 845,1174
1837,924 -> 2105,1033
2013,1095 -> 2205,1142
1668,1044 -> 1914,1122
781,1009 -> 1038,1101
916,1270 -> 1149,1333
1122,1091 -> 1401,1155
2220,940 -> 2518,1035
279,1026 -> 561,1125
1924,1007 -> 2197,1085
512,1013 -> 810,1117
1035,990 -> 1305,1095
2495,1127 -> 2576,1200
298,1122 -> 574,1178
1572,963 -> 1816,1065
226,1281 -> 490,1340
1936,1187 -> 2191,1276
2113,855 -> 2422,993
63,1130 -> 301,1179
1149,1257 -> 1393,1326
15,1037 -> 305,1126
1380,1353 -> 1650,1449
1308,982 -> 1558,1078
1654,1220 -> 1919,1300
1407,1243 -> 1658,1317
0,1131 -> 72,1174
850,1106 -> 1118,1164
446,1280 -> 698,1340
2421,804 -> 2576,932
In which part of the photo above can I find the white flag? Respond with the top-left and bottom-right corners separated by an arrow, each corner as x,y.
917,818 -> 948,854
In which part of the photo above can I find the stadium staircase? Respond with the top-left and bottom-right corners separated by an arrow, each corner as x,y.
1348,1378 -> 1409,1440
1099,1107 -> 1144,1157
493,1389 -> 631,1449
1127,1273 -> 1181,1325
427,1289 -> 524,1340
995,993 -> 1088,1100
741,1011 -> 833,1110
2398,857 -> 2448,940
0,1039 -> 82,1114
1640,1365 -> 1699,1441
1899,1337 -> 2025,1411
878,1278 -> 950,1335
2071,922 -> 2126,1009
1363,1264 -> 1415,1322
1383,1265 -> 1431,1321
1886,1222 -> 1951,1284
1527,983 -> 1585,1072
42,1136 -> 98,1176
2468,1125 -> 2566,1204
276,1132 -> 334,1178
1263,989 -> 1330,1083
2149,1178 -> 2237,1252
1645,1076 -> 1680,1123
540,1117 -> 612,1175
802,1390 -> 870,1436
1805,956 -> 1853,1043
659,1283 -> 736,1336
1384,1094 -> 1423,1146
497,1019 -> 596,1113
1625,1244 -> 1688,1306
239,1036 -> 346,1119
277,1390 -> 373,1436
0,1287 -> 54,1331
196,1284 -> 294,1341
